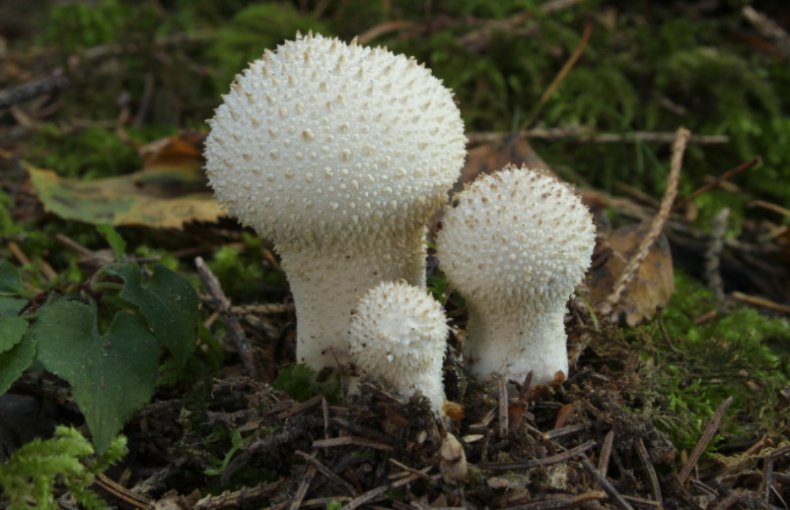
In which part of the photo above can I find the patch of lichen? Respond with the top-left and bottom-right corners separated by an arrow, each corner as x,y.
632,271 -> 790,452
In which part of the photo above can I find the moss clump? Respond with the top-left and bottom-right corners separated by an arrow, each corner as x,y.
206,3 -> 329,95
27,125 -> 140,180
636,272 -> 790,451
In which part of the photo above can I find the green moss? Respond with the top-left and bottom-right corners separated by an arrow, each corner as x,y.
207,234 -> 286,303
636,272 -> 790,451
206,3 -> 329,94
27,125 -> 140,180
39,0 -> 127,51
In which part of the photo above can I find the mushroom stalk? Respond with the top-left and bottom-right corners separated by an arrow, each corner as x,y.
464,302 -> 567,383
278,228 -> 427,368
204,33 -> 466,374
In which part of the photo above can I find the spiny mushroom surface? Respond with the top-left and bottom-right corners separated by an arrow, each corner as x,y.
436,165 -> 595,383
204,32 -> 466,371
348,281 -> 448,411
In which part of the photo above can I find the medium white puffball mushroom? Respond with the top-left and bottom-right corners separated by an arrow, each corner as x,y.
204,33 -> 466,371
436,165 -> 595,383
348,281 -> 448,411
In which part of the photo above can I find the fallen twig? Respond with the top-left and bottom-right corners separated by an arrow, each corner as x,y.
524,20 -> 592,128
677,396 -> 734,485
635,438 -> 663,508
705,208 -> 730,306
195,256 -> 259,378
295,450 -> 358,497
194,479 -> 284,509
467,127 -> 728,146
481,440 -> 595,470
581,458 -> 635,510
731,292 -> 790,315
600,127 -> 690,321
742,6 -> 790,59
0,74 -> 69,110
673,157 -> 761,211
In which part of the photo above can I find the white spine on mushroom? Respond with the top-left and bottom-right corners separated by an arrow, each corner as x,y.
204,33 -> 465,371
436,165 -> 595,383
348,281 -> 448,411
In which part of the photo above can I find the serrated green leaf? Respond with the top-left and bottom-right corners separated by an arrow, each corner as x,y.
32,299 -> 160,452
0,296 -> 27,316
110,264 -> 198,368
97,225 -> 127,261
0,316 -> 28,354
0,259 -> 25,296
0,333 -> 36,395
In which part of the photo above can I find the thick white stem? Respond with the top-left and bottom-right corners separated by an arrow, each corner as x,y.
464,301 -> 568,384
277,228 -> 427,371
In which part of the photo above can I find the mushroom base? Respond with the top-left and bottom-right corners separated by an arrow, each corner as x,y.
276,228 -> 428,372
464,303 -> 569,384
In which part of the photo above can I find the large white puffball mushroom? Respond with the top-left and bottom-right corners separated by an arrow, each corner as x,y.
436,165 -> 595,383
205,33 -> 466,371
348,281 -> 448,411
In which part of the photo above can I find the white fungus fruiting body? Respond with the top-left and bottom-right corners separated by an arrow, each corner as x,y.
348,281 -> 448,411
436,165 -> 595,383
204,33 -> 466,371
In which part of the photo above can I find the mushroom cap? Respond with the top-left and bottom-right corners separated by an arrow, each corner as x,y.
348,281 -> 448,404
437,165 -> 595,305
205,32 -> 466,244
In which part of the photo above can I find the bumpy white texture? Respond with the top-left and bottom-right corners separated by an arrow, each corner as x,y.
436,165 -> 595,383
204,33 -> 466,371
205,32 -> 466,244
348,281 -> 448,411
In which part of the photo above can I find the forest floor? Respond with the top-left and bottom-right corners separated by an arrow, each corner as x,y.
0,1 -> 788,509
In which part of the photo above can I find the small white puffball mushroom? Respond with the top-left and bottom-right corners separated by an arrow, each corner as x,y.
204,33 -> 466,371
347,281 -> 448,411
436,165 -> 595,383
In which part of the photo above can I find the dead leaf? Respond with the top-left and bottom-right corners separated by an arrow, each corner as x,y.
588,222 -> 675,326
26,134 -> 226,229
461,134 -> 552,186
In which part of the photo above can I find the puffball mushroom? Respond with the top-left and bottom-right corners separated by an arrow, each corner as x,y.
436,165 -> 595,383
348,281 -> 448,411
204,33 -> 466,371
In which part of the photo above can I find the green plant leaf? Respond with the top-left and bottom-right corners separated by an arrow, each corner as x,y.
0,316 -> 28,354
97,225 -> 127,261
0,259 -> 25,296
109,264 -> 198,368
32,299 -> 160,452
0,333 -> 36,395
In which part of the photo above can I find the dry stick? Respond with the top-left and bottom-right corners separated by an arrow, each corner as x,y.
289,465 -> 317,510
731,292 -> 790,315
634,438 -> 663,508
705,208 -> 730,306
341,469 -> 430,510
523,20 -> 593,129
467,128 -> 728,146
742,6 -> 790,59
0,74 -> 69,110
194,256 -> 259,378
598,430 -> 615,477
504,490 -> 607,510
481,439 -> 596,470
388,458 -> 435,482
295,451 -> 358,497
762,455 -> 774,503
193,479 -> 284,510
580,458 -> 635,510
601,127 -> 691,321
673,157 -> 761,211
498,375 -> 509,437
677,396 -> 734,485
